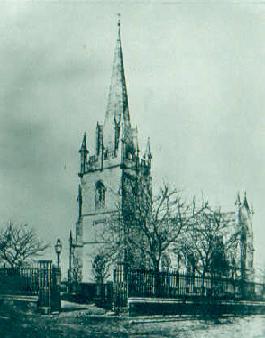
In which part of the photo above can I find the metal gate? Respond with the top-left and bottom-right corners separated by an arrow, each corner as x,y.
113,263 -> 128,313
38,260 -> 61,313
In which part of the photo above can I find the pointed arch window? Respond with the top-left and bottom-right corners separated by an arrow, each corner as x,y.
95,181 -> 106,210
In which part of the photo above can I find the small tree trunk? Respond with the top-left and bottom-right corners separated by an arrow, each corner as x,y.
201,269 -> 206,296
153,259 -> 160,297
95,276 -> 104,307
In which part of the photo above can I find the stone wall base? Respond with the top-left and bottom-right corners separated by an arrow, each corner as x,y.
128,297 -> 265,317
0,295 -> 38,314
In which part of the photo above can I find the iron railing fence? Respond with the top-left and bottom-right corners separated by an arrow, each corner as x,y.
0,267 -> 39,295
127,269 -> 265,301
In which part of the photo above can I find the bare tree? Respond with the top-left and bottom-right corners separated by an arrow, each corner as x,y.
134,184 -> 204,274
92,251 -> 112,284
0,222 -> 49,268
184,206 -> 240,285
104,179 -> 207,277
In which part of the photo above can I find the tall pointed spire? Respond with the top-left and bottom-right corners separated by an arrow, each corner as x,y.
104,15 -> 131,152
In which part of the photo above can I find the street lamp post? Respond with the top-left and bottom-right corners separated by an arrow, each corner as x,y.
55,239 -> 62,269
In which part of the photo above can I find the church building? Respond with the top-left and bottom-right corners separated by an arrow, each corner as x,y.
69,19 -> 152,283
68,19 -> 254,285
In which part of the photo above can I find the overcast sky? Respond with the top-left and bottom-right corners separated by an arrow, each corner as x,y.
0,1 -> 265,275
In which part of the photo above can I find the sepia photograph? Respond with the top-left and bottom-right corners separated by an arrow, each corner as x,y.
0,1 -> 265,337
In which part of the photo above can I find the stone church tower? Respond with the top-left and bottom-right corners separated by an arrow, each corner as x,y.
69,19 -> 152,283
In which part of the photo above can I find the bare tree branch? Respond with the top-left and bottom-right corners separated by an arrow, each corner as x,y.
0,222 -> 49,267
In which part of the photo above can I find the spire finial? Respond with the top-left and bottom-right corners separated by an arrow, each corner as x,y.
117,13 -> 121,40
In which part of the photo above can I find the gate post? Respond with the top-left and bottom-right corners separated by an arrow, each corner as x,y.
38,260 -> 52,314
113,262 -> 128,314
51,265 -> 61,312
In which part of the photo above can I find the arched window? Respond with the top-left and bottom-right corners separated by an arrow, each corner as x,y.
95,181 -> 106,210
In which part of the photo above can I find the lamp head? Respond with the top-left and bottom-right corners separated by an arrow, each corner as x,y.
55,238 -> 62,254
